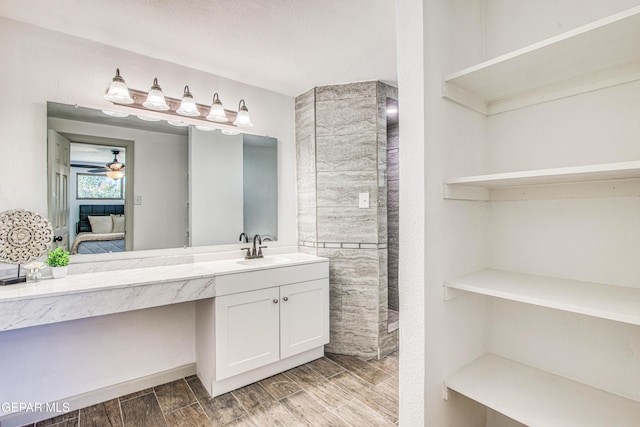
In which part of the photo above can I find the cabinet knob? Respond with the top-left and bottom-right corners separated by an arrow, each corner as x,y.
283,297 -> 289,302
273,298 -> 279,304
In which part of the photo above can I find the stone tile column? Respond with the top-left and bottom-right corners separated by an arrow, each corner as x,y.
295,81 -> 398,358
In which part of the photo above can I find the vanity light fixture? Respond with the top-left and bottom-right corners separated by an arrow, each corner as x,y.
222,129 -> 241,136
143,78 -> 170,111
206,93 -> 228,122
102,68 -> 254,131
233,99 -> 253,128
176,85 -> 201,117
103,69 -> 134,104
101,110 -> 129,118
195,125 -> 216,131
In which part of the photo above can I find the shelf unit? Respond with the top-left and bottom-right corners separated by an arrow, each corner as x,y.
445,354 -> 640,427
442,6 -> 640,115
445,269 -> 640,326
444,160 -> 640,200
440,5 -> 640,425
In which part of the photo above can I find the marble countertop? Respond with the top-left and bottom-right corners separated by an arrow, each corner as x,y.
0,252 -> 327,331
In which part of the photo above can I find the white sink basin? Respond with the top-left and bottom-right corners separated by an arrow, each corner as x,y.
236,256 -> 289,267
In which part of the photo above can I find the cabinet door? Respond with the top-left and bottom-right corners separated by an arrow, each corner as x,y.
215,287 -> 280,380
280,279 -> 329,359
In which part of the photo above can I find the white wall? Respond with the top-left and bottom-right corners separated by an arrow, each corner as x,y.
0,16 -> 295,413
397,0 -> 489,425
0,304 -> 194,414
49,117 -> 188,250
189,129 -> 244,246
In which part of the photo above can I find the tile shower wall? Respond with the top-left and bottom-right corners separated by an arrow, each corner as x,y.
387,122 -> 400,312
295,81 -> 398,358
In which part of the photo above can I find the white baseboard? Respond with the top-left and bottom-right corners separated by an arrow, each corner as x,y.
0,363 -> 196,427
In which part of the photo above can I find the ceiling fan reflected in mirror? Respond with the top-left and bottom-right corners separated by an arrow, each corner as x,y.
74,149 -> 125,180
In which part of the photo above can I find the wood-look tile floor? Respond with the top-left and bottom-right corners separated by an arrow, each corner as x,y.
25,352 -> 398,427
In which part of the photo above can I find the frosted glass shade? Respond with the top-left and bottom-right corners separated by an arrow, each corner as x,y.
103,69 -> 134,104
206,93 -> 228,122
176,86 -> 201,116
233,100 -> 253,127
143,78 -> 170,111
222,129 -> 240,136
106,170 -> 125,180
167,120 -> 189,127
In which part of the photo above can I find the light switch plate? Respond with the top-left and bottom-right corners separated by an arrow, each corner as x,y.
134,195 -> 143,205
359,192 -> 370,209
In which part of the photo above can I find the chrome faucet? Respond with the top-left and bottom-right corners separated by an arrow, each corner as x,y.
253,234 -> 266,258
240,234 -> 267,259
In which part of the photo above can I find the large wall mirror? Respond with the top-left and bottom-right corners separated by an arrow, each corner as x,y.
47,102 -> 277,256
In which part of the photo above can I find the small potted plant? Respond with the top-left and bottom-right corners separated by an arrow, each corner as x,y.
47,247 -> 70,279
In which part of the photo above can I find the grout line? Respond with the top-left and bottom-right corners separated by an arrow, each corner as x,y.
117,394 -> 125,427
152,389 -> 169,426
184,377 -> 211,422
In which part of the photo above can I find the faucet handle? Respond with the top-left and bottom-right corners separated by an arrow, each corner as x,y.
258,245 -> 267,257
240,247 -> 251,258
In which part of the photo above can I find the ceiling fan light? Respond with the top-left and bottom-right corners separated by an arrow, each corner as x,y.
108,161 -> 124,171
233,100 -> 253,128
106,169 -> 125,180
206,93 -> 228,122
143,78 -> 170,111
176,85 -> 201,117
103,68 -> 134,104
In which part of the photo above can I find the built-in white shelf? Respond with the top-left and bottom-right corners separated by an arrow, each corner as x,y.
444,160 -> 640,200
445,269 -> 640,326
445,353 -> 640,426
442,6 -> 640,114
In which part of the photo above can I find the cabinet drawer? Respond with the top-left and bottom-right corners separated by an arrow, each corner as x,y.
215,261 -> 329,296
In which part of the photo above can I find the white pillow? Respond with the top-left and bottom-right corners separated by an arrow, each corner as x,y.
111,214 -> 125,233
88,215 -> 112,234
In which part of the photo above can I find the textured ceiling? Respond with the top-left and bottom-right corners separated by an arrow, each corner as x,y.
0,0 -> 397,96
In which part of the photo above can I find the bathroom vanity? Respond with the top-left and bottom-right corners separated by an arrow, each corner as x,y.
195,257 -> 329,396
0,250 -> 329,420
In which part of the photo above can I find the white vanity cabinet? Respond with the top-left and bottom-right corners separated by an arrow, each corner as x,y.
195,259 -> 329,397
214,279 -> 329,380
214,287 -> 281,380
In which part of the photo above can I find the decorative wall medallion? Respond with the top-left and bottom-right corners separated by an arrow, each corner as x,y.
0,209 -> 53,264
